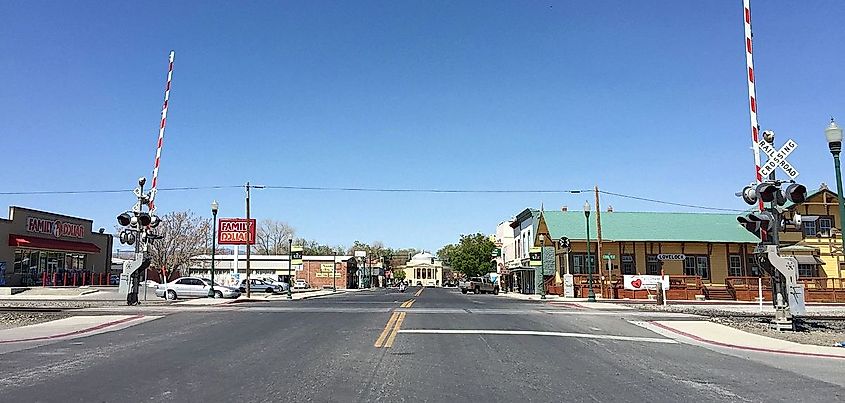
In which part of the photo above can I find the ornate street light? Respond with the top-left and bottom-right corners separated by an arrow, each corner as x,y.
825,119 -> 845,256
208,200 -> 218,298
584,201 -> 596,302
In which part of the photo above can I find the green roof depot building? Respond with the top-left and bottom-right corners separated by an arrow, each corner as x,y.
535,210 -> 760,300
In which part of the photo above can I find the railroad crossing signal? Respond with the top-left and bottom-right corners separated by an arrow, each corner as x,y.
758,137 -> 799,179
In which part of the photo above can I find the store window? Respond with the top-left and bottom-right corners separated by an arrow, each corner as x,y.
646,255 -> 660,275
804,216 -> 834,237
621,255 -> 636,275
729,255 -> 743,277
684,255 -> 710,279
798,264 -> 818,278
818,217 -> 833,237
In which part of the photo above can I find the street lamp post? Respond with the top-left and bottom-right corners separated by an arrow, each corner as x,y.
208,200 -> 218,298
584,201 -> 596,302
825,119 -> 845,260
287,238 -> 293,299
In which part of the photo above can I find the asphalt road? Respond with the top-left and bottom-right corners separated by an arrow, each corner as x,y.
0,287 -> 842,402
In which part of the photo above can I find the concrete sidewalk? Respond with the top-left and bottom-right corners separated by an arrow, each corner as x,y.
0,315 -> 159,354
643,320 -> 845,359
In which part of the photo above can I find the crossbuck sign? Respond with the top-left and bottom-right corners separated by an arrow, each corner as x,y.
758,138 -> 799,179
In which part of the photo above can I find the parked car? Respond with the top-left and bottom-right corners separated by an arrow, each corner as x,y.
293,279 -> 309,289
235,278 -> 283,294
259,277 -> 290,291
155,277 -> 240,300
458,278 -> 475,293
461,276 -> 499,295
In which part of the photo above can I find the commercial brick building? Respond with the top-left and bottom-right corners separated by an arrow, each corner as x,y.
188,254 -> 358,289
1,206 -> 113,287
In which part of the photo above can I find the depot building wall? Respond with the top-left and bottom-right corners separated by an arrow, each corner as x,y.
558,241 -> 756,285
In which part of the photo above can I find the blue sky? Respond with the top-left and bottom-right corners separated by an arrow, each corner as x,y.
2,1 -> 844,252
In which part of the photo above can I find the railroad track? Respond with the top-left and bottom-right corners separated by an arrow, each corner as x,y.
711,313 -> 845,321
0,307 -> 72,313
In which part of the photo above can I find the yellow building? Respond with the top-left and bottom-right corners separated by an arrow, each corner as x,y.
781,186 -> 844,280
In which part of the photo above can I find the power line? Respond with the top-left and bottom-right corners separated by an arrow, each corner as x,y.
0,185 -> 242,196
0,184 -> 742,212
263,185 -> 591,194
597,190 -> 744,213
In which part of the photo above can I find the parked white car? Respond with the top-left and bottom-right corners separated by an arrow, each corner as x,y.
155,277 -> 240,300
234,278 -> 283,294
293,279 -> 309,289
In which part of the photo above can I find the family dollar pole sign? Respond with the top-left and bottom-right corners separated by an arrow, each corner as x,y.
217,218 -> 256,245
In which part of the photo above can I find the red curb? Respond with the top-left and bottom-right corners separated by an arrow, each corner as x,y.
650,321 -> 845,360
0,315 -> 145,344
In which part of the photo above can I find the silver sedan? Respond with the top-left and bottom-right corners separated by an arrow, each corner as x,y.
155,277 -> 241,300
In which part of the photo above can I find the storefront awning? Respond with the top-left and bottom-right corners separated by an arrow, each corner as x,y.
791,255 -> 825,265
9,234 -> 101,253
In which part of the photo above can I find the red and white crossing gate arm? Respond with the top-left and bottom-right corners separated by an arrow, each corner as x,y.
743,0 -> 764,212
149,50 -> 175,214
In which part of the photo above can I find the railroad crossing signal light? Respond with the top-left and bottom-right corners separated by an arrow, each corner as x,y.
784,183 -> 807,204
137,212 -> 152,227
740,185 -> 758,205
737,212 -> 774,240
755,183 -> 780,203
117,212 -> 132,227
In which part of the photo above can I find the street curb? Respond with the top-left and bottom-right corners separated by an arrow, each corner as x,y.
0,315 -> 146,344
649,321 -> 845,360
297,291 -> 346,300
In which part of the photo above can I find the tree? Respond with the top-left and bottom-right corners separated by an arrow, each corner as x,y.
392,268 -> 406,281
148,210 -> 211,282
254,219 -> 295,255
441,233 -> 495,278
298,238 -> 345,255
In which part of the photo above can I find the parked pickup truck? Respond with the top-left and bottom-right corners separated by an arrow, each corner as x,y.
460,276 -> 499,295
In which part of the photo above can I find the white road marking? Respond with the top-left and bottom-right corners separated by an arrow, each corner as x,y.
397,329 -> 677,344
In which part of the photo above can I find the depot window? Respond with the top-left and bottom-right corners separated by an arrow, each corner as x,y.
621,255 -> 636,275
646,255 -> 660,275
684,255 -> 710,279
729,255 -> 743,277
570,254 -> 595,275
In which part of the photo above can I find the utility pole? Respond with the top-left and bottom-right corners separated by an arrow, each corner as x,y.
246,182 -> 252,298
595,186 -> 606,298
287,238 -> 293,299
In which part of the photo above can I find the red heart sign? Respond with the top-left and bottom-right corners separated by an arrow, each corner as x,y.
631,278 -> 642,289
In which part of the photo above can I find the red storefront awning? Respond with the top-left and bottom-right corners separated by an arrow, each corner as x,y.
9,234 -> 101,253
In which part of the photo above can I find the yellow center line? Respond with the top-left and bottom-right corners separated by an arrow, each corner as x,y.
383,312 -> 406,348
414,288 -> 424,297
374,312 -> 400,348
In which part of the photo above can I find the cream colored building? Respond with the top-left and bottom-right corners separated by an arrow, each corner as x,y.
402,252 -> 443,287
